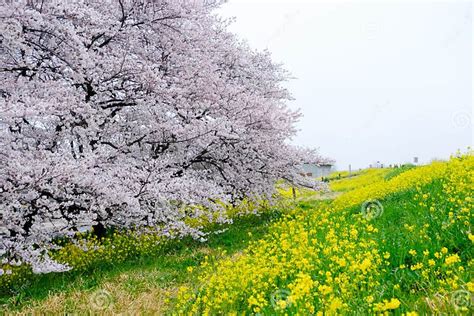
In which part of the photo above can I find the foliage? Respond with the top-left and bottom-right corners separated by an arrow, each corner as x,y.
0,0 -> 327,273
174,152 -> 473,314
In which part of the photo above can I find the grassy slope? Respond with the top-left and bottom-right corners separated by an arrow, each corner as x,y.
345,179 -> 472,311
3,159 -> 471,314
329,168 -> 391,192
173,157 -> 473,314
1,211 -> 286,314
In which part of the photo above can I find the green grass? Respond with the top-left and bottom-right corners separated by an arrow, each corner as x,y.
170,156 -> 473,314
383,164 -> 416,180
343,179 -> 473,312
326,169 -> 366,181
2,158 -> 472,314
0,209 -> 287,313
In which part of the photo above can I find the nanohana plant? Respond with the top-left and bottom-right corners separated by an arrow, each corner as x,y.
0,0 -> 328,274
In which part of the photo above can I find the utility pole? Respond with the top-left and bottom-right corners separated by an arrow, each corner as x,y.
349,164 -> 352,177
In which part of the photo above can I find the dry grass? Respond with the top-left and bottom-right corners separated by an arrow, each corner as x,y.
10,270 -> 175,315
2,210 -> 293,314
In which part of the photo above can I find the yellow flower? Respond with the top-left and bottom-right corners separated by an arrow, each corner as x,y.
173,152 -> 474,314
359,258 -> 372,272
328,297 -> 344,313
410,262 -> 423,271
276,300 -> 287,309
374,298 -> 401,311
318,284 -> 333,295
468,234 -> 474,242
247,296 -> 258,307
467,281 -> 474,292
386,298 -> 401,309
445,254 -> 461,265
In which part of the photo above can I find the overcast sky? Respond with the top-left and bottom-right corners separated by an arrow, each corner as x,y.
217,0 -> 472,170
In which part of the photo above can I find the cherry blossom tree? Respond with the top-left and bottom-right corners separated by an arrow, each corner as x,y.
0,0 -> 329,273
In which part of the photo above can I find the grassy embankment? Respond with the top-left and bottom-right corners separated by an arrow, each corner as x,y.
1,154 -> 472,314
173,153 -> 473,315
1,207 -> 287,314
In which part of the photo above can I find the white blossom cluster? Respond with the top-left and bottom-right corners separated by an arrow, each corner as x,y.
0,0 -> 329,274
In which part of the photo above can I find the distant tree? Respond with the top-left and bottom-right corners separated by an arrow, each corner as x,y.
0,0 -> 327,273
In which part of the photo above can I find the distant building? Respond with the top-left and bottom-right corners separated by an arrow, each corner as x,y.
370,161 -> 384,168
301,163 -> 334,178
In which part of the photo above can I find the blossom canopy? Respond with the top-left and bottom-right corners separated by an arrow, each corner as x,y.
0,0 -> 327,273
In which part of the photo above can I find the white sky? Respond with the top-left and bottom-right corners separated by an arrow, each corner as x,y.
217,0 -> 473,170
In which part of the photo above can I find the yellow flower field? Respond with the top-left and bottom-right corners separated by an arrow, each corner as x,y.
329,168 -> 390,192
175,152 -> 473,314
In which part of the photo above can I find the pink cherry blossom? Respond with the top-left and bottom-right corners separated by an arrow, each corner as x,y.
0,0 -> 330,273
